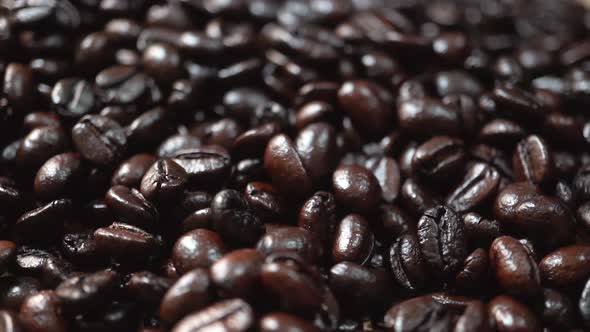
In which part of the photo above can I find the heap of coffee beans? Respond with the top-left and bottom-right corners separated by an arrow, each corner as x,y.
3,0 -> 590,331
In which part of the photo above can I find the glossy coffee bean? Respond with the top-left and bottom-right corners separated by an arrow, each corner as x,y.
15,199 -> 71,243
259,313 -> 319,332
329,262 -> 391,312
580,278 -> 590,327
539,245 -> 590,287
244,182 -> 287,224
172,146 -> 231,189
111,154 -> 157,188
172,229 -> 226,274
72,115 -> 127,166
365,156 -> 401,204
19,291 -> 67,332
211,249 -> 263,299
171,299 -> 254,332
295,122 -> 339,183
142,43 -> 184,84
55,270 -> 119,313
140,159 -> 188,206
3,63 -> 35,111
490,236 -> 541,297
488,296 -> 540,332
542,288 -> 577,330
0,276 -> 42,311
384,296 -> 451,331
257,227 -> 321,264
94,222 -> 158,259
398,97 -> 461,137
160,268 -> 212,324
332,164 -> 381,213
298,191 -> 337,245
446,163 -> 500,213
16,126 -> 68,170
462,212 -> 502,247
264,134 -> 312,198
412,136 -> 466,183
125,107 -> 173,149
512,135 -> 554,187
417,205 -> 467,277
50,78 -> 96,119
337,80 -> 393,136
211,189 -> 264,246
34,152 -> 86,201
125,271 -> 172,307
332,214 -> 374,264
455,248 -> 490,292
388,234 -> 428,291
105,185 -> 157,230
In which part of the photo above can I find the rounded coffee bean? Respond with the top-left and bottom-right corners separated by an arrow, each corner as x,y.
259,313 -> 318,332
332,214 -> 374,264
111,154 -> 157,188
125,271 -> 172,307
55,270 -> 119,313
332,165 -> 381,212
329,262 -> 391,312
539,245 -> 590,287
580,278 -> 590,327
512,135 -> 554,187
542,288 -> 577,330
16,126 -> 68,170
171,299 -> 254,332
211,249 -> 263,299
446,163 -> 500,213
160,268 -> 212,324
3,63 -> 35,111
172,147 -> 232,189
34,152 -> 86,201
211,189 -> 264,246
15,199 -> 71,243
140,159 -> 187,205
462,212 -> 502,247
71,115 -> 127,166
298,191 -> 337,244
244,182 -> 287,224
142,43 -> 184,84
264,134 -> 313,198
295,122 -> 339,183
388,234 -> 428,291
365,156 -> 401,204
417,205 -> 467,277
50,78 -> 96,119
489,236 -> 541,297
19,291 -> 66,332
105,185 -> 157,228
94,222 -> 158,258
172,229 -> 226,274
257,227 -> 321,264
337,80 -> 394,136
488,296 -> 540,332
384,296 -> 449,331
455,248 -> 489,292
412,136 -> 466,183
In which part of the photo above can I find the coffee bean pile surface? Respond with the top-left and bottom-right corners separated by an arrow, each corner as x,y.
3,0 -> 590,331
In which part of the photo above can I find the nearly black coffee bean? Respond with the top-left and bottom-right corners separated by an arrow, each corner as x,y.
71,115 -> 127,166
140,159 -> 188,206
172,229 -> 226,273
171,299 -> 254,332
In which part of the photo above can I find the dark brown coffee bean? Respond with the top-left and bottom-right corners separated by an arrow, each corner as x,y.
295,101 -> 338,131
142,43 -> 184,84
539,245 -> 590,287
172,147 -> 231,189
244,182 -> 287,224
211,189 -> 264,246
492,83 -> 546,125
94,222 -> 158,258
478,119 -> 525,148
380,204 -> 413,240
0,276 -> 42,311
171,299 -> 254,332
462,212 -> 502,247
125,271 -> 172,307
298,191 -> 337,245
365,156 -> 401,204
398,98 -> 461,137
111,154 -> 157,188
233,122 -> 281,159
490,236 -> 541,297
50,78 -> 96,119
105,185 -> 158,228
0,241 -> 16,273
55,270 -> 119,313
329,262 -> 391,313
257,227 -> 321,264
417,205 -> 467,277
542,288 -> 577,330
126,107 -> 172,149
513,135 -> 554,187
3,63 -> 35,111
16,126 -> 68,170
455,248 -> 489,292
34,152 -> 86,201
446,163 -> 501,212
332,214 -> 374,265
0,177 -> 22,211
384,296 -> 451,331
488,296 -> 540,332
259,312 -> 319,332
72,115 -> 126,166
19,291 -> 66,332
160,268 -> 212,324
332,164 -> 381,213
295,122 -> 339,183
388,234 -> 428,291
140,159 -> 187,206
264,134 -> 312,198
400,177 -> 439,217
337,80 -> 394,137
15,199 -> 71,244
172,229 -> 226,274
211,249 -> 263,299
412,136 -> 466,183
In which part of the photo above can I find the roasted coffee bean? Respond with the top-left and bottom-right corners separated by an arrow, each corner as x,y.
3,63 -> 35,111
94,222 -> 158,259
492,83 -> 546,125
388,234 -> 428,291
111,154 -> 157,188
160,268 -> 212,324
34,152 -> 85,201
298,191 -> 337,245
0,276 -> 41,311
490,236 -> 541,297
398,97 -> 461,137
400,177 -> 439,217
16,126 -> 68,170
140,159 -> 187,206
95,65 -> 159,106
126,107 -> 172,149
0,310 -> 23,332
446,163 -> 500,212
55,270 -> 119,313
417,205 -> 467,277
244,182 -> 287,223
539,245 -> 590,287
332,164 -> 382,213
384,296 -> 452,331
105,185 -> 157,228
329,262 -> 391,312
380,204 -> 413,240
142,43 -> 184,84
0,177 -> 22,211
259,312 -> 319,332
295,122 -> 339,183
211,189 -> 264,246
574,165 -> 590,202
125,271 -> 172,307
580,278 -> 590,327
337,80 -> 394,136
171,299 -> 254,332
542,288 -> 577,330
19,291 -> 67,332
455,248 -> 489,292
332,214 -> 374,264
264,134 -> 312,198
172,229 -> 226,274
257,227 -> 321,264
172,147 -> 231,189
488,296 -> 540,332
15,199 -> 71,243
211,249 -> 264,299
462,212 -> 502,247
412,136 -> 466,183
365,156 -> 401,204
50,78 -> 96,119
233,123 -> 281,159
513,135 -> 554,187
478,118 -> 525,148
61,231 -> 104,266
72,115 -> 126,166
